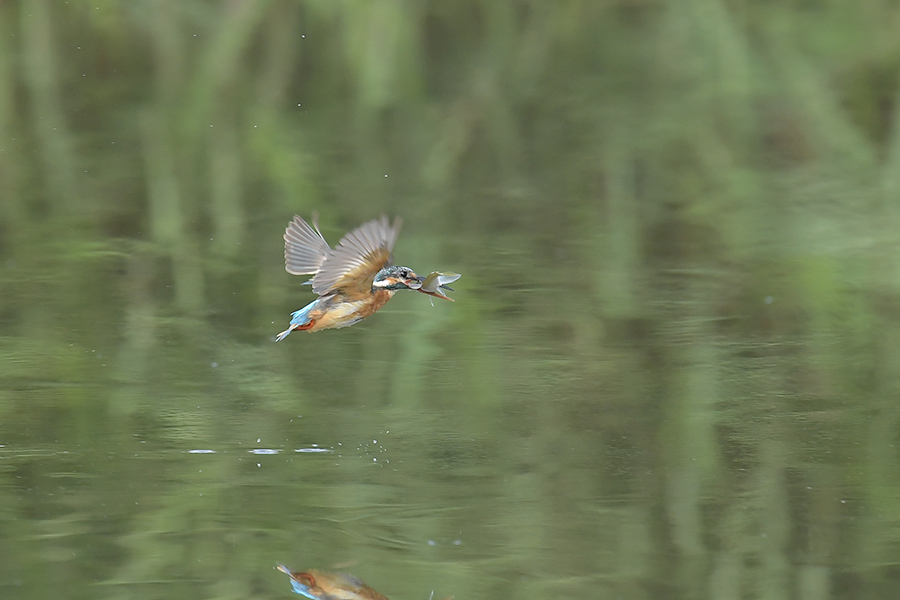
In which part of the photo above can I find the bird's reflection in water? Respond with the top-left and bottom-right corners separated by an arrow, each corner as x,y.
277,564 -> 391,600
276,564 -> 452,600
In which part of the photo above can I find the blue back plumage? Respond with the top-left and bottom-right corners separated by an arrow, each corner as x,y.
287,577 -> 317,599
289,301 -> 317,327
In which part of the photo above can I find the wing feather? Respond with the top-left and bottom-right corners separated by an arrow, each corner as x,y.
311,216 -> 401,295
284,214 -> 330,276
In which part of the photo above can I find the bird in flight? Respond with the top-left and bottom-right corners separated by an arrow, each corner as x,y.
275,214 -> 458,341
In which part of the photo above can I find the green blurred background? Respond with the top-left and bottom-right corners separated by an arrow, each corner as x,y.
2,1 -> 900,599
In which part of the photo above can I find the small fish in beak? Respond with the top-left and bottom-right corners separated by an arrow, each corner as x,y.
417,271 -> 461,305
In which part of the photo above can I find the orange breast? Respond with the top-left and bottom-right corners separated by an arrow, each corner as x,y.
355,289 -> 394,319
306,290 -> 395,332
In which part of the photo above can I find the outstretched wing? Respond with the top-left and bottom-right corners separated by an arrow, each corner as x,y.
284,214 -> 331,276
311,215 -> 401,296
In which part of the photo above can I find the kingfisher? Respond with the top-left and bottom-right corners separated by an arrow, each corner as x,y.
276,564 -> 390,600
276,214 -> 451,341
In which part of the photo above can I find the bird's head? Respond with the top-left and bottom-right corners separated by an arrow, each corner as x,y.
372,265 -> 423,291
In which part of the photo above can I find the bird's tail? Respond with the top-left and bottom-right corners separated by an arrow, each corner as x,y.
275,326 -> 294,342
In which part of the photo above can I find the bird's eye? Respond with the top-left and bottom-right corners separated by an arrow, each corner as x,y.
401,269 -> 409,278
